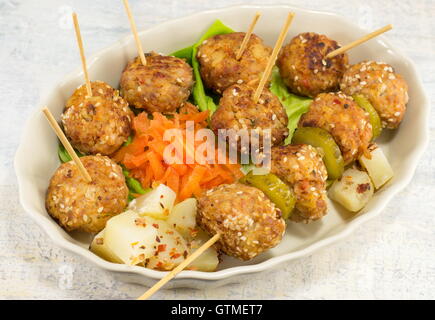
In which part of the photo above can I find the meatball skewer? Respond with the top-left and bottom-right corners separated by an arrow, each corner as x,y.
120,2 -> 193,113
44,107 -> 129,233
63,13 -> 133,156
139,183 -> 286,300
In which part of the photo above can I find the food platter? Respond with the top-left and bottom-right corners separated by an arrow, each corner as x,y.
15,5 -> 429,289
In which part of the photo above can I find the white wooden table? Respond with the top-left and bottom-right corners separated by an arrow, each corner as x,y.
1,0 -> 434,300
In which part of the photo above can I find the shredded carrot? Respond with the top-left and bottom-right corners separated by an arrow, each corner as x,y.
113,106 -> 240,201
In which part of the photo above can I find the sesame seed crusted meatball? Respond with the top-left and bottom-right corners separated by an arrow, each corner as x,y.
46,156 -> 129,233
62,81 -> 133,156
340,61 -> 408,129
120,52 -> 193,113
298,92 -> 372,164
271,144 -> 328,223
197,183 -> 286,260
197,32 -> 272,93
211,83 -> 289,148
277,32 -> 349,98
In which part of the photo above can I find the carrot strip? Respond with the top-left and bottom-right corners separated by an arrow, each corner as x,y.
112,109 -> 240,199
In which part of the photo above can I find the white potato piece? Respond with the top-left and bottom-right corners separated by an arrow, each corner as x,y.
129,184 -> 176,220
329,168 -> 374,212
186,229 -> 219,272
359,145 -> 394,189
104,210 -> 159,266
90,229 -> 123,264
166,198 -> 197,239
144,219 -> 189,271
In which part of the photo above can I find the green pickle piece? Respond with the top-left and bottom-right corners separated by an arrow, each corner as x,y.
240,172 -> 296,220
292,127 -> 344,180
353,94 -> 382,140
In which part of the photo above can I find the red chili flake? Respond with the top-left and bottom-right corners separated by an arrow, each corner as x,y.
357,183 -> 371,193
155,236 -> 161,243
152,223 -> 159,229
333,99 -> 341,104
157,244 -> 167,252
170,253 -> 182,259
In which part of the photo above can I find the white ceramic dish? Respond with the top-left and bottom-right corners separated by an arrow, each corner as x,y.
15,5 -> 429,289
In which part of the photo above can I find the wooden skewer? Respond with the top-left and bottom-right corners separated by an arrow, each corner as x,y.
122,0 -> 147,65
236,12 -> 261,60
42,107 -> 92,182
137,233 -> 221,300
72,13 -> 92,97
253,12 -> 295,102
326,24 -> 393,59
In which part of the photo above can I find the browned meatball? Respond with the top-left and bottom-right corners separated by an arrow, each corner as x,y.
61,81 -> 133,156
120,52 -> 194,113
277,32 -> 349,98
211,83 -> 289,150
46,156 -> 129,233
340,61 -> 408,129
197,183 -> 286,260
197,32 -> 272,93
299,92 -> 372,164
271,144 -> 328,223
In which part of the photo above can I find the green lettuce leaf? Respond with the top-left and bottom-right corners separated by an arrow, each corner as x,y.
270,67 -> 312,144
58,143 -> 85,163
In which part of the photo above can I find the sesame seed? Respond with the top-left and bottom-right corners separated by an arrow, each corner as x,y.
237,79 -> 243,84
394,111 -> 401,117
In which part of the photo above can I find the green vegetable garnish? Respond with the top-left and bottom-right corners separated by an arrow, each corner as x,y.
353,94 -> 382,140
58,142 -> 85,163
270,67 -> 313,144
172,20 -> 234,114
292,127 -> 344,180
121,167 -> 150,201
240,171 -> 296,219
123,134 -> 133,147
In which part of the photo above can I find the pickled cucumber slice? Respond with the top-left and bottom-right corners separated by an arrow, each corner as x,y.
240,172 -> 296,219
292,127 -> 344,180
353,94 -> 382,140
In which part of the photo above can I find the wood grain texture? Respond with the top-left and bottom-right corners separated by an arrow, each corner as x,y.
0,0 -> 434,300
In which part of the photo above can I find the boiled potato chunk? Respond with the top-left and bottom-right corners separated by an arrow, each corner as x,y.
166,198 -> 197,239
104,210 -> 159,266
186,229 -> 219,272
129,184 -> 176,220
359,145 -> 393,189
144,220 -> 188,271
90,229 -> 123,264
329,168 -> 374,212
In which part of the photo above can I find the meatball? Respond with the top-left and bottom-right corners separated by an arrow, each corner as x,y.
340,60 -> 408,129
299,92 -> 372,164
211,83 -> 289,150
197,183 -> 286,260
120,52 -> 193,113
61,81 -> 133,156
197,32 -> 272,93
277,32 -> 349,98
271,144 -> 328,223
46,155 -> 129,233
